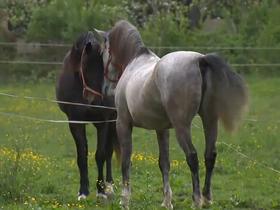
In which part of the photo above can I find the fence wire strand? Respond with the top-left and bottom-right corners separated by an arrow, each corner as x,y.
218,141 -> 280,175
1,91 -> 280,124
0,92 -> 116,110
0,111 -> 116,124
0,60 -> 63,65
1,41 -> 280,50
1,60 -> 280,68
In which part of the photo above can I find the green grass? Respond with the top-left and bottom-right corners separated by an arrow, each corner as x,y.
0,75 -> 280,210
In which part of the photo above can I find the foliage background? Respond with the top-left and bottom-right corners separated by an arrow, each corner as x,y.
0,0 -> 279,80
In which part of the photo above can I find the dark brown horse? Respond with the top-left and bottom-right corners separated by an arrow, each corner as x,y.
56,31 -> 119,200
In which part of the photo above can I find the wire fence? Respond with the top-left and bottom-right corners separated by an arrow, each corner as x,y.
0,42 -> 279,176
0,111 -> 116,124
0,42 -> 71,48
1,60 -> 280,67
1,42 -> 280,70
0,92 -> 116,110
1,41 -> 280,50
1,91 -> 280,124
0,90 -> 280,176
0,60 -> 63,65
217,141 -> 280,175
0,92 -> 117,123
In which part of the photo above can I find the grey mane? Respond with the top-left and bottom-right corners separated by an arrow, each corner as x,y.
109,20 -> 151,67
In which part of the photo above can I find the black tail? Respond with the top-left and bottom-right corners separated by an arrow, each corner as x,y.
113,134 -> 121,163
199,53 -> 248,132
109,122 -> 121,163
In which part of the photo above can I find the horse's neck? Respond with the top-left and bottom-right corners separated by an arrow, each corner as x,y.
125,53 -> 159,77
120,49 -> 159,70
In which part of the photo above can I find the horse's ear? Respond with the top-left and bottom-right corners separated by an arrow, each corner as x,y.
85,42 -> 92,54
92,28 -> 106,45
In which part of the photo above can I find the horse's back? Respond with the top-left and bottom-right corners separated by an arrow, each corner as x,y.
116,54 -> 171,129
155,51 -> 203,95
116,51 -> 204,129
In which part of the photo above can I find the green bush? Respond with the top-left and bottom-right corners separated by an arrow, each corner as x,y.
256,5 -> 280,64
0,0 -> 49,35
26,0 -> 127,42
1,0 -> 280,80
140,10 -> 189,56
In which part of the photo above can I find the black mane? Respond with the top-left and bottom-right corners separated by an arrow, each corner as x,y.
70,31 -> 95,62
136,46 -> 151,57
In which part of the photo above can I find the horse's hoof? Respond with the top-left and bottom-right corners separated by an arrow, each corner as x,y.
192,200 -> 203,209
97,193 -> 108,200
192,194 -> 203,209
77,194 -> 87,201
119,200 -> 130,210
202,196 -> 213,207
105,183 -> 114,198
161,201 -> 173,209
120,195 -> 130,210
120,186 -> 130,210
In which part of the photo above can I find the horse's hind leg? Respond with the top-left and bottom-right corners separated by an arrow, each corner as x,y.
69,123 -> 89,200
173,123 -> 202,207
163,91 -> 202,206
156,129 -> 173,209
199,111 -> 218,206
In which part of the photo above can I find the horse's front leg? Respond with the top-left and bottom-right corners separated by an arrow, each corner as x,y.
69,123 -> 89,200
156,129 -> 173,209
95,124 -> 109,199
104,124 -> 115,198
117,118 -> 132,210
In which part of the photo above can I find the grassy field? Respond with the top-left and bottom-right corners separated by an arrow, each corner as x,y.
0,74 -> 279,210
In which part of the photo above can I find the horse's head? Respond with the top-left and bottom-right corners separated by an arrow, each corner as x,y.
80,37 -> 104,104
91,21 -> 147,90
92,29 -> 120,97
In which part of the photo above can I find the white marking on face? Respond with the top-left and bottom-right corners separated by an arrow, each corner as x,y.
101,39 -> 118,97
101,39 -> 110,66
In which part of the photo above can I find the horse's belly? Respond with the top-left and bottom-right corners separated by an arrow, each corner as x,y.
127,87 -> 171,129
123,58 -> 172,129
130,107 -> 172,130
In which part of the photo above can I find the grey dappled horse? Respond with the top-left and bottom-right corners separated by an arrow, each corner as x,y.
89,20 -> 248,209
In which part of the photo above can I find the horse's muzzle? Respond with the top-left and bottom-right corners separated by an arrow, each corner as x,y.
83,88 -> 102,104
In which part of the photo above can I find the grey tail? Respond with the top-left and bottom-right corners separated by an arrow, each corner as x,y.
199,53 -> 248,132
